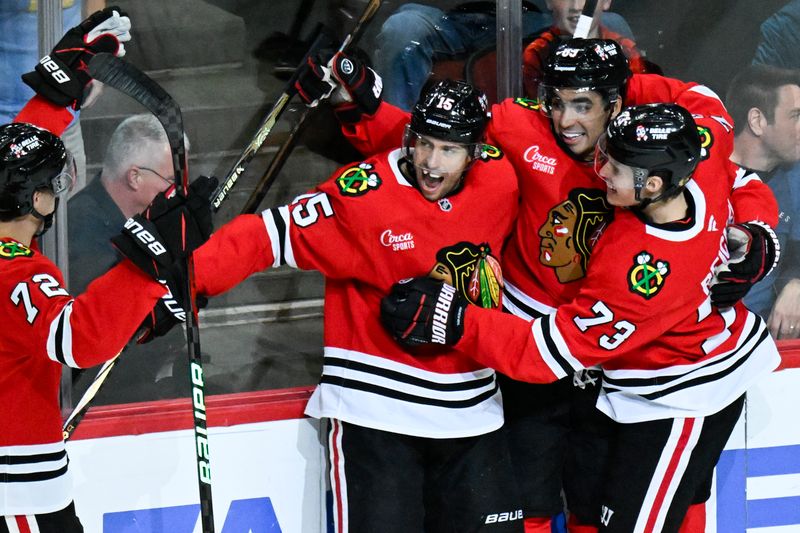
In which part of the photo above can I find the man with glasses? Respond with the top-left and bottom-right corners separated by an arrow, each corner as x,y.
66,113 -> 193,403
68,113 -> 179,293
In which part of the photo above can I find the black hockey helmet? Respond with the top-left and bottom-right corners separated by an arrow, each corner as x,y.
405,79 -> 489,157
0,122 -> 72,222
538,38 -> 632,116
600,103 -> 702,201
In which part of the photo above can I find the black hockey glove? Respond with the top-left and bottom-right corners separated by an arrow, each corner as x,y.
381,277 -> 467,347
328,51 -> 383,123
710,222 -> 780,308
112,175 -> 217,280
22,7 -> 131,109
134,262 -> 210,344
295,52 -> 337,108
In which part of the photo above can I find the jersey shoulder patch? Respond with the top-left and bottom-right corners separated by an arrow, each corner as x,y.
0,239 -> 35,260
512,97 -> 542,111
334,162 -> 382,197
480,144 -> 505,161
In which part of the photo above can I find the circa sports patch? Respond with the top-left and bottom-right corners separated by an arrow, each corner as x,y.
512,97 -> 541,111
0,240 -> 34,260
335,162 -> 382,197
628,251 -> 670,299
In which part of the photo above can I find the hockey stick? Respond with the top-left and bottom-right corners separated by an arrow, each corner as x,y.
573,0 -> 600,39
209,27 -> 334,212
239,0 -> 383,215
62,353 -> 120,440
88,53 -> 215,533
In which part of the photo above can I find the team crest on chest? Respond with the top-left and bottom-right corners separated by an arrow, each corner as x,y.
628,251 -> 670,299
335,162 -> 381,196
0,240 -> 33,260
539,188 -> 612,284
429,242 -> 503,309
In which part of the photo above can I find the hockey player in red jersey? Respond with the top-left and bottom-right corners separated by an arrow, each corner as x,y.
191,80 -> 523,531
381,103 -> 781,533
296,39 -> 779,532
0,122 -> 210,531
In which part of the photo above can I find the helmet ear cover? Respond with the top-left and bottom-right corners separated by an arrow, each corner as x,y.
0,123 -> 70,222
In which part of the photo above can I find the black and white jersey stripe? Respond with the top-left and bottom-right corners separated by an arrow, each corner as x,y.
305,347 -> 504,438
46,301 -> 80,368
262,205 -> 295,268
0,441 -> 73,515
596,312 -> 779,423
502,280 -> 555,321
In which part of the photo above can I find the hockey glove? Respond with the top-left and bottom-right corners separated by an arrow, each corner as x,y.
381,277 -> 467,347
22,7 -> 131,109
710,222 -> 780,308
295,52 -> 337,108
328,51 -> 383,123
112,175 -> 217,280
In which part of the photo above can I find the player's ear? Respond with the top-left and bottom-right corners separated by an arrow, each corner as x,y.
645,175 -> 664,195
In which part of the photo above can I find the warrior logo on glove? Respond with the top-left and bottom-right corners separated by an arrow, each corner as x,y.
429,241 -> 503,309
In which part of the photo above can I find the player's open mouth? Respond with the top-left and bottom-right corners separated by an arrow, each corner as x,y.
420,170 -> 444,190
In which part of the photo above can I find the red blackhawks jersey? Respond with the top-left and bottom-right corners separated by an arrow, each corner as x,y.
343,74 -> 778,322
0,240 -> 165,515
457,110 -> 781,423
193,148 -> 518,438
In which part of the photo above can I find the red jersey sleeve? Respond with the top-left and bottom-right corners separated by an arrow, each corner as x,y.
193,168 -> 380,296
2,250 -> 166,369
340,101 -> 410,155
14,95 -> 74,136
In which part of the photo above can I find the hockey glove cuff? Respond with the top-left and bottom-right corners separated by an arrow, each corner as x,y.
710,221 -> 780,308
328,51 -> 383,123
381,277 -> 466,347
22,7 -> 131,109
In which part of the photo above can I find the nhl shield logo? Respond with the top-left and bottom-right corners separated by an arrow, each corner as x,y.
628,252 -> 669,299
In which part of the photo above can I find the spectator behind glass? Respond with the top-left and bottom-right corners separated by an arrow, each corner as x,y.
373,0 -> 634,111
68,114 -> 190,403
747,5 -> 800,340
522,0 -> 650,99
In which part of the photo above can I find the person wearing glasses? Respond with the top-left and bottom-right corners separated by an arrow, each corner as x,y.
66,113 -> 195,404
67,113 -> 179,294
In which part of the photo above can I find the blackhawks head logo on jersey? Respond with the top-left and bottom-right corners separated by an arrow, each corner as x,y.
429,242 -> 503,309
538,188 -> 612,284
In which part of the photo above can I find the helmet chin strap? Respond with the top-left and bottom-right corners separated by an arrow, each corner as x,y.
31,197 -> 58,237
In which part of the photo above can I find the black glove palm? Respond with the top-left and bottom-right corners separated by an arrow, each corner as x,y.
711,222 -> 780,308
381,277 -> 467,347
